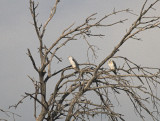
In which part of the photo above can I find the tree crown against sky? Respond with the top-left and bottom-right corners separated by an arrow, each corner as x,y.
1,0 -> 160,121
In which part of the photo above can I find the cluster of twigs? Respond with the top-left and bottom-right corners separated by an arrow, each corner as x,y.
0,108 -> 21,121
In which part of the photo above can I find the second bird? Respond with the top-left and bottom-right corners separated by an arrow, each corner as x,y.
108,59 -> 117,75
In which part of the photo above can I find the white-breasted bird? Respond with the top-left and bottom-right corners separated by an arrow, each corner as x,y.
108,59 -> 117,75
68,56 -> 80,71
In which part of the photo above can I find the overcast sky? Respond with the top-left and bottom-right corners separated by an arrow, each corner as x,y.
0,0 -> 160,121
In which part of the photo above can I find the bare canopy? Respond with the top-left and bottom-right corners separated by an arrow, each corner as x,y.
10,0 -> 160,121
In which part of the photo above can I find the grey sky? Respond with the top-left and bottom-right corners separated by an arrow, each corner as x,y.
0,0 -> 160,121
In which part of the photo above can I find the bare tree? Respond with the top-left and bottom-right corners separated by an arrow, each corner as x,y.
11,0 -> 160,121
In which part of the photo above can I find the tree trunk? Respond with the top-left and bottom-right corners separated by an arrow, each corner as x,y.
36,72 -> 47,121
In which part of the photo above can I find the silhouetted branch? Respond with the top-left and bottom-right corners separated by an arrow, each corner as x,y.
27,49 -> 39,72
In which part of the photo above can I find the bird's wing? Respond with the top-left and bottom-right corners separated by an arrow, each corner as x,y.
112,60 -> 117,69
72,58 -> 79,69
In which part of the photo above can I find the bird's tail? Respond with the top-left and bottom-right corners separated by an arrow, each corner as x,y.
113,70 -> 117,75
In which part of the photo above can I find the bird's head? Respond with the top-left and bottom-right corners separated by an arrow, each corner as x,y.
68,56 -> 73,60
108,59 -> 112,63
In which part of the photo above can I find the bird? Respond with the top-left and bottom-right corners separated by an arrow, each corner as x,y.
108,59 -> 117,75
68,56 -> 80,71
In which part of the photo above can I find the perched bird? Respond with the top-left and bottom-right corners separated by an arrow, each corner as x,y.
68,56 -> 80,71
108,59 -> 117,75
